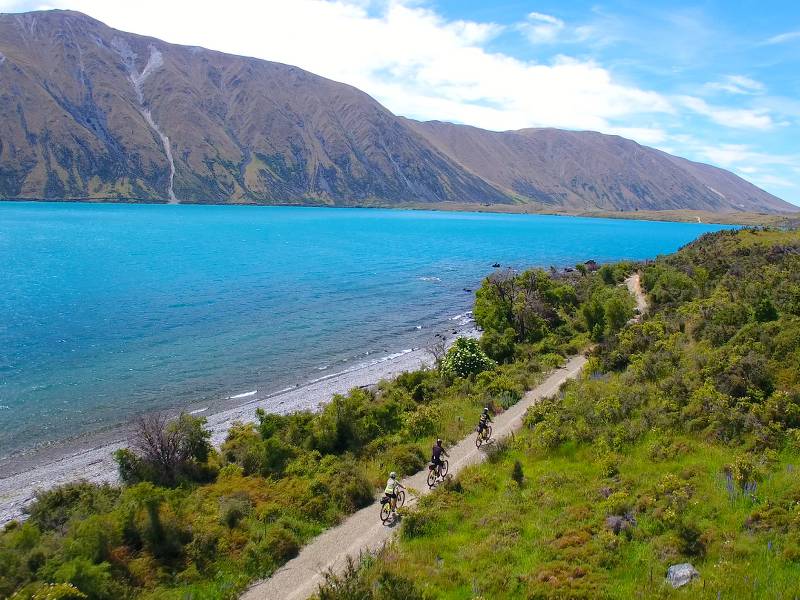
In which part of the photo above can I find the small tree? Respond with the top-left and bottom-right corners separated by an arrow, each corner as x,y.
441,337 -> 495,379
480,327 -> 516,363
582,297 -> 606,341
604,295 -> 630,334
754,297 -> 778,322
116,412 -> 213,486
427,333 -> 448,366
511,460 -> 524,486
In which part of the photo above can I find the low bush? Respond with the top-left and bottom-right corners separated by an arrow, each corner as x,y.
441,337 -> 495,379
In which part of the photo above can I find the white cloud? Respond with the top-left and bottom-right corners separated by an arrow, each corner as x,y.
519,11 -> 565,44
706,75 -> 765,95
702,145 -> 799,170
516,10 -> 601,46
699,144 -> 763,167
749,173 -> 796,189
4,0 -> 672,134
605,126 -> 668,145
648,134 -> 800,204
763,30 -> 800,45
678,96 -> 774,130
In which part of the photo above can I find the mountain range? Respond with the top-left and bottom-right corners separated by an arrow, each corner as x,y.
0,10 -> 794,213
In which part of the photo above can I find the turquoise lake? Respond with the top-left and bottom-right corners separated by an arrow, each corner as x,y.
0,202 -> 730,458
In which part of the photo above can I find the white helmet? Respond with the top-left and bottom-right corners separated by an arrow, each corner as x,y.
390,471 -> 397,478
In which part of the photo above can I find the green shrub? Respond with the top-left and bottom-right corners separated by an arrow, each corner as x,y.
385,444 -> 426,476
402,405 -> 437,439
480,327 -> 517,363
478,372 -> 523,409
676,521 -> 706,557
22,583 -> 88,600
583,297 -> 606,341
221,422 -> 263,475
219,493 -> 252,529
62,515 -> 120,564
511,460 -> 524,486
267,524 -> 300,561
50,558 -> 122,600
311,461 -> 373,517
755,296 -> 778,322
26,483 -> 119,533
727,456 -> 759,491
260,436 -> 295,478
244,523 -> 299,577
401,509 -> 434,540
441,338 -> 495,379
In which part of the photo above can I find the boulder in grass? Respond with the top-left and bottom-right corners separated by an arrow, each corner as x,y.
605,512 -> 636,535
666,563 -> 699,588
605,515 -> 632,534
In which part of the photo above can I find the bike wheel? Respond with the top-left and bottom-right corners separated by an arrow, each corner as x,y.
475,433 -> 483,448
427,469 -> 437,488
380,502 -> 391,523
396,490 -> 406,508
441,459 -> 449,477
486,425 -> 493,440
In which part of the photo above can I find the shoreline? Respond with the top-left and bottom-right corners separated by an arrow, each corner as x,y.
0,321 -> 477,526
3,199 -> 794,227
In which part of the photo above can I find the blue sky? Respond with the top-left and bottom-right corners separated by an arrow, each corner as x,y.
3,0 -> 799,205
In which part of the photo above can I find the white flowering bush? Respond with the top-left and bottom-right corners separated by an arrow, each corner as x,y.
441,337 -> 495,379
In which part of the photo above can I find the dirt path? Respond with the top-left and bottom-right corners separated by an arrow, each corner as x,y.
241,355 -> 587,600
626,272 -> 648,321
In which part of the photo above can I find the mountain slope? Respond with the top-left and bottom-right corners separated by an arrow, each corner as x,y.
406,120 -> 791,213
0,10 -> 507,205
0,9 -> 794,213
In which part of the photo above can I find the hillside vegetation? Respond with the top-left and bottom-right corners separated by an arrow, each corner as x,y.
314,228 -> 800,599
0,257 -> 633,597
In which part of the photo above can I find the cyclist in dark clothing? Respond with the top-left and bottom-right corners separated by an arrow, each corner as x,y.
431,438 -> 449,478
477,407 -> 492,434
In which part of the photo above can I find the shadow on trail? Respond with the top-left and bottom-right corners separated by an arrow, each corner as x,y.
382,514 -> 402,528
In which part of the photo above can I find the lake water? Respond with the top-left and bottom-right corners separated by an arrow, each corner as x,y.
0,203 -> 729,458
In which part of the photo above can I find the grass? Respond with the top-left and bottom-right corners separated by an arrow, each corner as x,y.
370,429 -> 800,599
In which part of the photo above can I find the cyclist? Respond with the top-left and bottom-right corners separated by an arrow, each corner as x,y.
384,471 -> 405,513
477,406 -> 493,438
431,438 -> 449,477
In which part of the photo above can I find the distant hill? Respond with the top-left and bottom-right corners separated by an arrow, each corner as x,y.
0,10 -> 794,213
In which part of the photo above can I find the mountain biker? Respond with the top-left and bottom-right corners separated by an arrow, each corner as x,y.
477,407 -> 493,437
384,471 -> 405,512
431,438 -> 449,476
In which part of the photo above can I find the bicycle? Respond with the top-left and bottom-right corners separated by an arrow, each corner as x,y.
426,459 -> 449,488
475,424 -> 492,448
380,489 -> 405,523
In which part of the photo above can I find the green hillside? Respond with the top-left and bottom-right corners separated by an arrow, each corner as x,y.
316,228 -> 800,599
